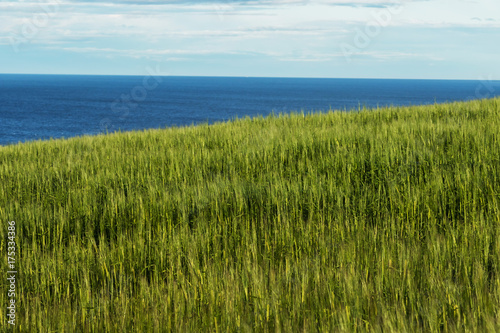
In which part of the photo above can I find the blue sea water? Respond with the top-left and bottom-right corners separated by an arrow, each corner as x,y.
1,74 -> 500,146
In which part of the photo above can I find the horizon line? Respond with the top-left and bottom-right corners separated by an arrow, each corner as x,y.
0,73 -> 497,81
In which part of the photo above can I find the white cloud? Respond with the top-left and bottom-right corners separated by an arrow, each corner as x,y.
1,0 -> 499,77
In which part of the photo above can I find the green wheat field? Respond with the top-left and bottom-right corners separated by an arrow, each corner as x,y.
1,98 -> 500,332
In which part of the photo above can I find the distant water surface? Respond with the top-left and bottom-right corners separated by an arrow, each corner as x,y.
1,75 -> 499,146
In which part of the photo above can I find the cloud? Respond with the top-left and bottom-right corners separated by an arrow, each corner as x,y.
1,0 -> 499,78
44,46 -> 279,59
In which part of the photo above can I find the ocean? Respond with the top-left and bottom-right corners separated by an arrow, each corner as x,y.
1,74 -> 499,146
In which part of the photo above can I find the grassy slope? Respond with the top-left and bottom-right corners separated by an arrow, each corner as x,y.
1,98 -> 500,332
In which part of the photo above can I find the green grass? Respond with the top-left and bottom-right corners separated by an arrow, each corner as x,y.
1,98 -> 500,332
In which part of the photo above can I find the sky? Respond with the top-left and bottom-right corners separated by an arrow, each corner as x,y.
0,0 -> 499,79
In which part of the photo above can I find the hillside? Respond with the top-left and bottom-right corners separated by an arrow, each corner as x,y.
1,98 -> 500,332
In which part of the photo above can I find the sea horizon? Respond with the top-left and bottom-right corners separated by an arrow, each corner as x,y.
2,74 -> 500,146
1,73 -> 496,81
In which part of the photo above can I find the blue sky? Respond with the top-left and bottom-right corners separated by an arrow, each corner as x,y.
1,0 -> 499,79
